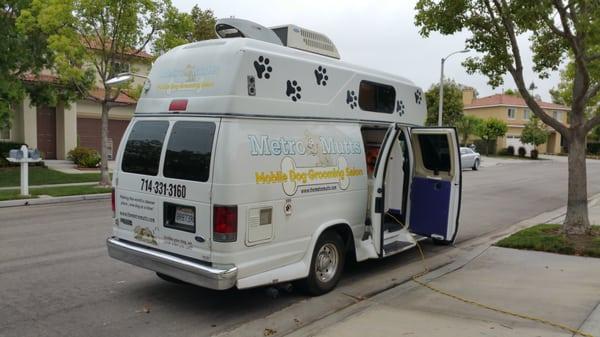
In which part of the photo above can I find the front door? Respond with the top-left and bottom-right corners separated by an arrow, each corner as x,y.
407,128 -> 461,243
37,105 -> 57,159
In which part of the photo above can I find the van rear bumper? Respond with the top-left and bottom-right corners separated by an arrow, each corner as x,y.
106,237 -> 237,290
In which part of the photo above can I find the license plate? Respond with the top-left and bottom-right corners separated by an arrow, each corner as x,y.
175,206 -> 195,227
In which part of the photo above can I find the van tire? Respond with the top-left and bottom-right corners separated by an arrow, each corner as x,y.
298,231 -> 345,296
156,272 -> 187,285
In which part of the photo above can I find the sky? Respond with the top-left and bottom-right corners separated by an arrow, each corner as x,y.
172,0 -> 562,101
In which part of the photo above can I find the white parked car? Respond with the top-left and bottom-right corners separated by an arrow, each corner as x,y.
460,147 -> 480,170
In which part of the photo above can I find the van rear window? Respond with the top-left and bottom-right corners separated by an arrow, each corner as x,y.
122,121 -> 169,175
163,121 -> 215,182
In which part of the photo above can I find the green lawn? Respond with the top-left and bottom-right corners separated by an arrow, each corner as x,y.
496,224 -> 600,258
0,185 -> 111,201
0,166 -> 101,187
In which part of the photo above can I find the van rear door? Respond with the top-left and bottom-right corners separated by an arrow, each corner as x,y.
407,127 -> 461,244
115,117 -> 219,261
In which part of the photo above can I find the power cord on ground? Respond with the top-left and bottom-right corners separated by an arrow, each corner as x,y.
384,211 -> 595,337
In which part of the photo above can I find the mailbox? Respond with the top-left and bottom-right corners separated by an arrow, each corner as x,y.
9,149 -> 23,160
29,149 -> 40,160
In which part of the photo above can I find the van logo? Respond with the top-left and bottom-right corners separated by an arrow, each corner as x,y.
254,56 -> 272,79
396,100 -> 405,116
314,66 -> 328,86
286,80 -> 302,101
254,157 -> 363,196
414,89 -> 423,104
346,90 -> 358,109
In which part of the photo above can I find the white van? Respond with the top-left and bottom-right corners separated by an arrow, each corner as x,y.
107,19 -> 462,295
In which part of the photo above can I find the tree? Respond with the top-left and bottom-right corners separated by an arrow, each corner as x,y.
0,1 -> 88,131
455,115 -> 483,145
474,118 -> 508,155
416,0 -> 600,235
504,88 -> 522,97
424,80 -> 464,126
153,5 -> 217,55
521,116 -> 549,150
20,0 -> 170,186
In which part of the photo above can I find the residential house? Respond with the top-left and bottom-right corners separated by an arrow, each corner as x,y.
462,88 -> 569,154
0,48 -> 151,160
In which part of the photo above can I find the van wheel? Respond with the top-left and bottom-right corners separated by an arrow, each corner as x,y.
156,272 -> 187,285
298,231 -> 345,296
472,159 -> 480,171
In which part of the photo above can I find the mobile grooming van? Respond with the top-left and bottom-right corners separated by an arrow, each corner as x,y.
107,18 -> 461,295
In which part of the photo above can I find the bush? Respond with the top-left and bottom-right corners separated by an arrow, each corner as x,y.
588,143 -> 600,155
518,147 -> 526,157
0,141 -> 26,167
497,148 -> 511,156
507,146 -> 515,156
68,146 -> 100,168
473,139 -> 496,156
531,149 -> 539,159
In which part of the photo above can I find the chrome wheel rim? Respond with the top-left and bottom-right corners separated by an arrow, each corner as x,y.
315,243 -> 339,283
475,160 -> 479,169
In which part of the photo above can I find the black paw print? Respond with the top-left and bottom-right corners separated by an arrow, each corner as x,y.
346,90 -> 358,109
396,100 -> 405,116
286,80 -> 302,101
314,66 -> 329,86
253,56 -> 272,79
414,89 -> 423,104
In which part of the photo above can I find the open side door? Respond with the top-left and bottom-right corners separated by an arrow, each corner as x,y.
369,124 -> 415,256
408,128 -> 462,244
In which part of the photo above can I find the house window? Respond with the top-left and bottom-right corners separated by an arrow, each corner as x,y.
523,109 -> 531,120
507,107 -> 516,119
358,80 -> 396,113
111,61 -> 131,76
553,110 -> 562,121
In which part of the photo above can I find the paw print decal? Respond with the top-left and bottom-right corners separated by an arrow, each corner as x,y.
414,89 -> 423,104
396,100 -> 405,116
346,90 -> 358,109
286,80 -> 302,102
314,66 -> 329,86
253,56 -> 272,79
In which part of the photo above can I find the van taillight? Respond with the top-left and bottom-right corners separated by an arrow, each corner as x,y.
213,205 -> 237,242
111,188 -> 116,216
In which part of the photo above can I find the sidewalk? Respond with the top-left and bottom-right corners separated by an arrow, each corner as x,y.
44,159 -> 116,174
287,205 -> 600,337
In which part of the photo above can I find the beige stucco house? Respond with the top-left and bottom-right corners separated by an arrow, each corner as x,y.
462,88 -> 569,154
0,50 -> 151,160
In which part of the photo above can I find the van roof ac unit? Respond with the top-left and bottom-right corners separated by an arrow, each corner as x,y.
270,25 -> 340,59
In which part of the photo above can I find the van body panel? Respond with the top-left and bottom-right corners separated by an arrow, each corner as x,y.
210,118 -> 367,280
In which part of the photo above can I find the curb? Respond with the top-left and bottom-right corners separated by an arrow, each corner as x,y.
0,193 -> 110,208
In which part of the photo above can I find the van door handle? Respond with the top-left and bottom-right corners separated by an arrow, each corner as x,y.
433,182 -> 442,191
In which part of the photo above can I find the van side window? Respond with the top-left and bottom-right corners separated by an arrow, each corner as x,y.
417,134 -> 451,173
358,81 -> 396,113
122,121 -> 169,175
163,121 -> 216,182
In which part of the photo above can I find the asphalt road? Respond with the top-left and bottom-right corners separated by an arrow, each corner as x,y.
2,158 -> 600,337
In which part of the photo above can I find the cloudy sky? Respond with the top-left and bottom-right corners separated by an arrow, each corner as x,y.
172,0 -> 562,101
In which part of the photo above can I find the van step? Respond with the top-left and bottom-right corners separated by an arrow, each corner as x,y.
383,241 -> 414,255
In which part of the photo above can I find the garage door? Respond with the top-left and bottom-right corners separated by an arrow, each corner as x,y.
37,105 -> 57,159
77,118 -> 130,159
506,135 -> 534,155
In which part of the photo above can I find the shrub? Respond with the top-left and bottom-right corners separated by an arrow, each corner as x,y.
68,146 -> 100,168
531,149 -> 539,159
0,141 -> 25,167
497,148 -> 511,156
518,146 -> 526,157
507,146 -> 515,155
588,143 -> 600,155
